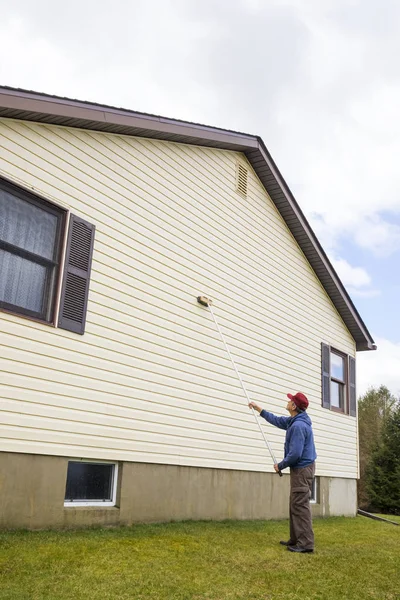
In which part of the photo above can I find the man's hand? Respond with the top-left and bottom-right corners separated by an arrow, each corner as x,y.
248,401 -> 262,414
274,464 -> 280,473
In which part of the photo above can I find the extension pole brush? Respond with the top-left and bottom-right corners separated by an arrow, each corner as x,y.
197,296 -> 282,476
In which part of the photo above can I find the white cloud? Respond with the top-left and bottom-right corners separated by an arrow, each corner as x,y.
328,256 -> 380,298
347,288 -> 381,299
0,17 -> 76,94
265,4 -> 400,260
329,257 -> 371,288
358,337 -> 400,397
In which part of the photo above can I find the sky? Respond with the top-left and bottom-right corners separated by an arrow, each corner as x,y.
0,0 -> 399,397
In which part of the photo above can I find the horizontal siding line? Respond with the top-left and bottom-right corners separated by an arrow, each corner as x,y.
0,390 -> 357,443
91,252 -> 354,351
0,326 -> 344,418
92,246 -> 354,350
0,370 -> 357,436
0,372 -> 357,436
94,227 -> 339,323
0,423 -> 280,462
0,392 -> 281,439
9,121 -> 337,289
0,418 -> 357,461
89,276 -> 324,359
1,356 -> 288,414
0,408 -> 279,452
0,441 -> 275,471
0,360 -> 323,427
88,291 -> 353,367
0,330 -> 255,391
0,378 -> 277,430
93,238 -> 352,340
91,268 -> 353,358
0,308 -> 352,397
87,303 -> 333,383
0,319 -> 322,393
0,348 -> 261,400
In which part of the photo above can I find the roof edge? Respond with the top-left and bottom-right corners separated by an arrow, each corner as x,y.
254,139 -> 376,352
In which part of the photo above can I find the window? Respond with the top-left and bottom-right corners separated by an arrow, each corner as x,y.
0,177 -> 95,334
310,477 -> 318,504
330,351 -> 346,410
321,343 -> 356,416
64,461 -> 118,507
0,179 -> 65,322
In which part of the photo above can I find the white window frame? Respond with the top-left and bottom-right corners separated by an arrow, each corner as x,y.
64,459 -> 118,508
310,476 -> 318,504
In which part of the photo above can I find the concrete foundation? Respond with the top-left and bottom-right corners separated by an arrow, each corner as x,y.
0,452 -> 357,530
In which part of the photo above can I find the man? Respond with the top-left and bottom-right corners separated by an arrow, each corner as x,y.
249,392 -> 317,554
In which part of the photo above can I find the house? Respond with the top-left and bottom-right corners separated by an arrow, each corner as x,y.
0,87 -> 376,530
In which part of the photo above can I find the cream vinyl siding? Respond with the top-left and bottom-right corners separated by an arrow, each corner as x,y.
0,119 -> 357,478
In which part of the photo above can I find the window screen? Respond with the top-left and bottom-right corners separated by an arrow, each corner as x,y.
65,462 -> 115,502
0,181 -> 64,321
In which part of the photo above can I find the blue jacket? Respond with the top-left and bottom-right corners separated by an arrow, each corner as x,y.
260,410 -> 317,471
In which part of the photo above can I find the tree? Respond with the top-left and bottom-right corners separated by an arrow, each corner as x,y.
366,401 -> 400,515
357,386 -> 397,508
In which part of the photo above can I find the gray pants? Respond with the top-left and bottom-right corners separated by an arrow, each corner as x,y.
289,462 -> 315,550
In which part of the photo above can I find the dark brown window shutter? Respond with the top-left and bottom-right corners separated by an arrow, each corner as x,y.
58,214 -> 95,335
321,343 -> 331,409
349,356 -> 357,417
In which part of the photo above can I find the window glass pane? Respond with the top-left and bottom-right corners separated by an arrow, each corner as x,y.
331,381 -> 345,409
331,381 -> 340,407
0,191 -> 58,260
0,249 -> 47,313
331,352 -> 345,381
65,462 -> 114,501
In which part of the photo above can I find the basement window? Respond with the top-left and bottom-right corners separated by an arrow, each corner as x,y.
64,460 -> 118,507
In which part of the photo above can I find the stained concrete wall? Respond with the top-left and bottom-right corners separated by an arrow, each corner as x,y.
328,477 -> 358,516
0,452 -> 356,530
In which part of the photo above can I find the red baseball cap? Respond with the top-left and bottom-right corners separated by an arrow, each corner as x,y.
287,392 -> 309,411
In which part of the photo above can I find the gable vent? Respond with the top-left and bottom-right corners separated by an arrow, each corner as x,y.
236,163 -> 248,197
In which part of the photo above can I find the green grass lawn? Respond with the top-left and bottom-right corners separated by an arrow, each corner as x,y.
374,513 -> 400,524
0,517 -> 399,600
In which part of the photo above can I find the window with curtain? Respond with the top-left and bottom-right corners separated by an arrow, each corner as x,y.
0,179 -> 65,322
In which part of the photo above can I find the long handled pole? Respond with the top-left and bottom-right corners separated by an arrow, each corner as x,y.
197,296 -> 282,476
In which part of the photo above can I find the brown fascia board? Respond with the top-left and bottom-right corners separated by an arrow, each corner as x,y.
0,86 -> 376,351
